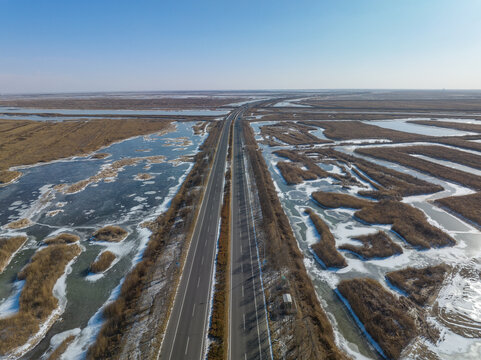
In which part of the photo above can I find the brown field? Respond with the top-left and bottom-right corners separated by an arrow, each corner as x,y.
0,118 -> 174,183
435,137 -> 481,153
276,161 -> 317,184
0,243 -> 81,355
386,265 -> 449,306
355,200 -> 455,249
243,122 -> 347,359
0,96 -> 246,110
337,278 -> 417,360
305,209 -> 347,269
435,192 -> 481,228
88,122 -> 225,358
260,121 -> 331,145
0,236 -> 27,273
4,218 -> 32,230
44,233 -> 79,245
207,134 -> 232,359
395,145 -> 481,171
356,147 -> 481,191
409,120 -> 481,133
308,148 -> 443,198
339,231 -> 403,259
297,99 -> 481,112
312,191 -> 372,209
92,226 -> 128,242
90,251 -> 116,273
301,120 -> 426,142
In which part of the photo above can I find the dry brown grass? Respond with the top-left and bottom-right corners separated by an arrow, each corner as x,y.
337,278 -> 417,360
0,170 -> 22,185
91,153 -> 110,159
44,233 -> 80,245
386,265 -> 449,306
0,118 -> 174,179
134,173 -> 153,181
309,148 -> 443,198
276,161 -> 317,185
90,251 -> 116,274
305,209 -> 347,269
435,192 -> 481,228
302,120 -> 426,142
4,218 -> 32,230
260,121 -> 331,145
92,226 -> 128,242
339,231 -> 403,259
0,97 -> 246,109
47,334 -> 76,360
356,146 -> 481,191
243,121 -> 347,359
409,120 -> 481,133
0,243 -> 81,355
0,236 -> 27,273
355,200 -> 456,249
312,191 -> 372,209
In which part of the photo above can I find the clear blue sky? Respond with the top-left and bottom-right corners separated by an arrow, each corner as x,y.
1,0 -> 480,93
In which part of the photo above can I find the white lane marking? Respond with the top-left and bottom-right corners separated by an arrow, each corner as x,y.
201,255 -> 204,265
185,336 -> 190,355
240,243 -> 242,253
192,303 -> 196,317
242,284 -> 244,297
197,277 -> 201,288
243,313 -> 246,331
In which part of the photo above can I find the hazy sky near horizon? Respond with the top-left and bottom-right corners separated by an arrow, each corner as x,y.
1,0 -> 480,93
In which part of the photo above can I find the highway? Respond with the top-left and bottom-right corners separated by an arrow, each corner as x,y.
229,115 -> 272,360
158,102 -> 273,360
158,108 -> 236,360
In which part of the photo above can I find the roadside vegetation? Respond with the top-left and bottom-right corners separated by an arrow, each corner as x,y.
207,123 -> 233,359
243,121 -> 347,359
339,231 -> 403,260
90,251 -> 117,273
0,243 -> 81,356
305,208 -> 347,269
337,278 -> 417,360
0,235 -> 27,273
386,265 -> 450,306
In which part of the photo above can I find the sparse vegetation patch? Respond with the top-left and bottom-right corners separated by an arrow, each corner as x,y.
92,226 -> 128,242
90,251 -> 116,273
0,236 -> 27,273
339,231 -> 403,259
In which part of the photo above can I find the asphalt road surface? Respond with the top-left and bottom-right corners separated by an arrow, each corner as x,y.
229,115 -> 272,360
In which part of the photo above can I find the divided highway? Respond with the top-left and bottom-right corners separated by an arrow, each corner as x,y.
159,103 -> 273,360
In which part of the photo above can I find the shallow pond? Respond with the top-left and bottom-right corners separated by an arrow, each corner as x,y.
0,122 -> 206,359
251,120 -> 481,360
